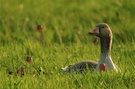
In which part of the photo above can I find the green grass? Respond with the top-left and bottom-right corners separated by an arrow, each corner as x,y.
0,0 -> 135,89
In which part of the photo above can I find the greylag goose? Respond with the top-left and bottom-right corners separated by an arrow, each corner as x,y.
62,23 -> 120,73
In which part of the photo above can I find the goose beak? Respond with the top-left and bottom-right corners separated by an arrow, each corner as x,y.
88,27 -> 99,35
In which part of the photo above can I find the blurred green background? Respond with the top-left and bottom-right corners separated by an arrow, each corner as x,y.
0,0 -> 135,45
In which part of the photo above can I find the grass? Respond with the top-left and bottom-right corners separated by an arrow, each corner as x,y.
0,0 -> 135,89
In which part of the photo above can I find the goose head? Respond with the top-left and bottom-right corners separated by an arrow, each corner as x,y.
88,23 -> 112,38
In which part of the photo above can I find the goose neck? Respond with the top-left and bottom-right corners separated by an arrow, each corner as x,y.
100,36 -> 112,54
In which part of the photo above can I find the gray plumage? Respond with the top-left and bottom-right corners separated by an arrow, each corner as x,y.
66,60 -> 97,73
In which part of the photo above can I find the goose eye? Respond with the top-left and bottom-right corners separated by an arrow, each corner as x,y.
102,26 -> 105,28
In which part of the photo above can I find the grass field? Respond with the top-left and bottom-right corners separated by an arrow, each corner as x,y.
0,0 -> 135,89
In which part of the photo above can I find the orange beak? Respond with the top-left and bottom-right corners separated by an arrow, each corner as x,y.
88,27 -> 99,35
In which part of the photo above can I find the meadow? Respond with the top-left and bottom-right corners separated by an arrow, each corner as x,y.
0,0 -> 135,89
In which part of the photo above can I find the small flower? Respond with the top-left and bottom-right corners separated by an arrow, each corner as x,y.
20,67 -> 24,75
36,25 -> 43,31
92,37 -> 98,45
99,64 -> 106,72
17,67 -> 24,75
25,56 -> 32,63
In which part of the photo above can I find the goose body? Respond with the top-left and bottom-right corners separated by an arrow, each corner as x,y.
62,23 -> 120,73
62,60 -> 97,73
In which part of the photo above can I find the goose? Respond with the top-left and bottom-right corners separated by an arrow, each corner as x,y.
62,23 -> 120,73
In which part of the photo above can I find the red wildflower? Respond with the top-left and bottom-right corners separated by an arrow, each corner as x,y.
20,67 -> 24,75
99,64 -> 106,72
25,56 -> 32,63
93,37 -> 98,45
36,25 -> 43,31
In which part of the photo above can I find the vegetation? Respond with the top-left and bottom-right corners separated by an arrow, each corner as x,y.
0,0 -> 135,89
